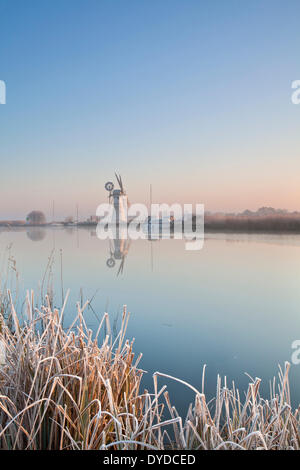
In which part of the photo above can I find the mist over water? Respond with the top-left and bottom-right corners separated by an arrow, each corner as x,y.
1,227 -> 300,414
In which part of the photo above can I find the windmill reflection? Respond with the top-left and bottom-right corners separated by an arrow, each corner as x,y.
105,227 -> 176,276
106,233 -> 131,276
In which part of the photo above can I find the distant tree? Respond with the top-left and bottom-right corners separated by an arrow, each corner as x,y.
26,211 -> 46,225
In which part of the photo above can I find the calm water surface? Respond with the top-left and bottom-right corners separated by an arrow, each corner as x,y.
1,227 -> 300,414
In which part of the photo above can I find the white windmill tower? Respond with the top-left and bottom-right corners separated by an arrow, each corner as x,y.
104,173 -> 129,225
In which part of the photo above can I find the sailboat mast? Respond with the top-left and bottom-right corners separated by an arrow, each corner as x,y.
150,184 -> 152,211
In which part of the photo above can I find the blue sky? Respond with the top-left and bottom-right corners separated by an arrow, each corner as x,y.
0,0 -> 300,219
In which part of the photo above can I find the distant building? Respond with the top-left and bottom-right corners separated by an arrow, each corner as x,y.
26,211 -> 46,225
64,216 -> 74,224
88,215 -> 100,223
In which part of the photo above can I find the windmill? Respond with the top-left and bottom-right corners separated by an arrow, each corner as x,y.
104,173 -> 129,224
103,173 -> 131,275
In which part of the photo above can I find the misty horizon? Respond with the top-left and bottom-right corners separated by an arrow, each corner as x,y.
2,205 -> 300,223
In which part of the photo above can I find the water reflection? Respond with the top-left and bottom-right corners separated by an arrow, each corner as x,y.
106,238 -> 131,275
26,227 -> 46,242
1,226 -> 300,415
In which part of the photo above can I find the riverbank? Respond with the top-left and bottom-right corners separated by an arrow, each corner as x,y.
0,292 -> 298,450
3,211 -> 300,234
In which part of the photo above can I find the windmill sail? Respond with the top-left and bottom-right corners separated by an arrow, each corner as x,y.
115,172 -> 125,194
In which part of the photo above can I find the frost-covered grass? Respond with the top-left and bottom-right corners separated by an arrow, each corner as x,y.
0,292 -> 299,450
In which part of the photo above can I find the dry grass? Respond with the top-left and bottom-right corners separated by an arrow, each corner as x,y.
0,246 -> 19,321
0,292 -> 299,450
204,213 -> 300,233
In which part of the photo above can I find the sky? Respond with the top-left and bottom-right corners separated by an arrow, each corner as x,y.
0,0 -> 300,220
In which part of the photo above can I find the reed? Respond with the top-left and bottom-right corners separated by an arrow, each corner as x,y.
0,293 -> 299,450
204,213 -> 300,233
